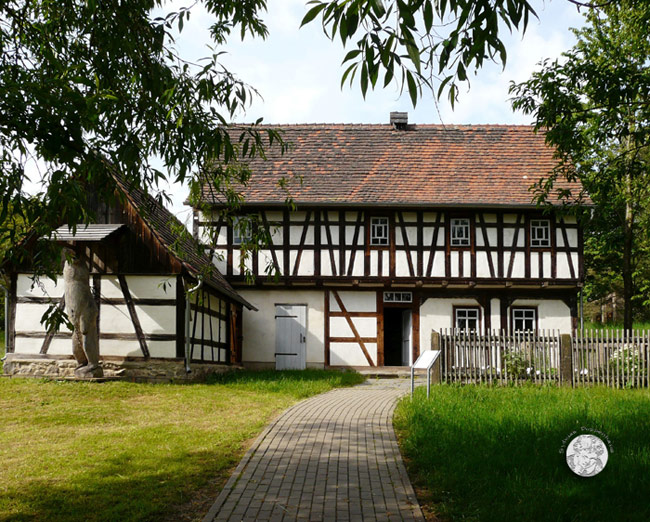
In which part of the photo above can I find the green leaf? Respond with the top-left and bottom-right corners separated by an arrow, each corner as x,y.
360,61 -> 369,98
300,3 -> 327,28
406,71 -> 418,107
424,1 -> 433,33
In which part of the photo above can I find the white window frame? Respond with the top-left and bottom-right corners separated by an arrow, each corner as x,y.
454,307 -> 480,331
383,291 -> 412,303
370,217 -> 389,246
512,308 -> 537,332
232,216 -> 252,245
450,218 -> 471,247
530,219 -> 550,248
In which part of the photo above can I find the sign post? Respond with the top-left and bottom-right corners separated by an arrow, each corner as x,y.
411,350 -> 441,398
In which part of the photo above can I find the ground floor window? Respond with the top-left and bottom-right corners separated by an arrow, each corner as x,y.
512,307 -> 537,332
454,307 -> 480,331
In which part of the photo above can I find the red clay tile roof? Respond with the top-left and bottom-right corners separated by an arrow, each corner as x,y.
201,124 -> 582,208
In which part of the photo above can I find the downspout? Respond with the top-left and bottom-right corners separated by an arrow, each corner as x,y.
184,277 -> 203,373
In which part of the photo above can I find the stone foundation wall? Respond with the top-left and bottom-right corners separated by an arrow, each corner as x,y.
2,355 -> 237,383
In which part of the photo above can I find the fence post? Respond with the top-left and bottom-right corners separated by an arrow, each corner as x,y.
560,333 -> 573,386
431,330 -> 441,384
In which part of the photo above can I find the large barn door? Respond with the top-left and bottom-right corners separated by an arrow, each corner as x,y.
275,305 -> 306,370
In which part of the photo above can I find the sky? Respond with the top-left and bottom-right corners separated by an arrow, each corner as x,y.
163,0 -> 586,224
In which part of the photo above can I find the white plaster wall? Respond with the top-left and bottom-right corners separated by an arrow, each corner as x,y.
331,291 -> 376,312
531,253 -> 539,278
14,274 -> 179,359
566,229 -> 578,248
330,342 -> 377,366
370,251 -> 379,277
405,226 -> 418,246
510,299 -> 572,333
396,251 -> 410,277
102,275 -> 175,299
293,250 -> 315,276
213,250 -> 228,274
17,274 -> 63,298
329,317 -> 377,338
320,251 -> 338,276
450,251 -> 459,277
260,250 -> 282,275
15,303 -> 54,331
542,252 -> 552,278
322,225 -> 339,245
476,252 -> 491,278
490,298 -> 501,332
511,252 -> 525,278
344,251 -> 364,277
419,297 -> 482,350
239,289 -> 326,366
101,304 -> 175,334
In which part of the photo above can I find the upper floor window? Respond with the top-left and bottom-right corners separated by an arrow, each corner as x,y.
530,219 -> 550,248
370,217 -> 389,246
455,307 -> 480,331
512,308 -> 536,332
232,217 -> 252,245
450,218 -> 470,247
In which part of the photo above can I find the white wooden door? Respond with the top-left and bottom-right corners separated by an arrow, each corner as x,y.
275,304 -> 307,370
401,310 -> 412,366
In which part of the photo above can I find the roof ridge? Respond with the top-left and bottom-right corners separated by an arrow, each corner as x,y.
230,122 -> 537,129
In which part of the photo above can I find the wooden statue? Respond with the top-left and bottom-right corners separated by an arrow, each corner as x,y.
63,251 -> 103,378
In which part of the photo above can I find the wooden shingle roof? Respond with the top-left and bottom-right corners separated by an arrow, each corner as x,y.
111,172 -> 254,309
201,124 -> 579,208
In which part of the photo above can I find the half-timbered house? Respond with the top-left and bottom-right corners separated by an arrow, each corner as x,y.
3,172 -> 253,379
194,114 -> 584,369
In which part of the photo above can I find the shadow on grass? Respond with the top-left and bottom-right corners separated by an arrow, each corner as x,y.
0,369 -> 365,521
395,384 -> 650,522
2,447 -> 234,522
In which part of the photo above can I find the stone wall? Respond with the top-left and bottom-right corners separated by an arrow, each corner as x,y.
2,354 -> 237,383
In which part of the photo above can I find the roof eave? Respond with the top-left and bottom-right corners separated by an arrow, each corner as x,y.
199,201 -> 592,210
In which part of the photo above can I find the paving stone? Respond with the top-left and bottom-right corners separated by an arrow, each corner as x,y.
202,379 -> 424,521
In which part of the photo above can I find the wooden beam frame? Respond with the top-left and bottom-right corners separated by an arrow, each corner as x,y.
331,290 -> 375,366
39,296 -> 65,355
118,275 -> 150,358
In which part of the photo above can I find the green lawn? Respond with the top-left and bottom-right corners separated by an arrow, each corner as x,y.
395,385 -> 650,522
0,369 -> 364,521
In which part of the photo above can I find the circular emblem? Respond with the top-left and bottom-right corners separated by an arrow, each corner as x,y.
566,434 -> 608,477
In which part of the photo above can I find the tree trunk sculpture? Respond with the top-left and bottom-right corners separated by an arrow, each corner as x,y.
63,253 -> 103,378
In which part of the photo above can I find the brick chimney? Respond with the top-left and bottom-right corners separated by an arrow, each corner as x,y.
390,111 -> 408,130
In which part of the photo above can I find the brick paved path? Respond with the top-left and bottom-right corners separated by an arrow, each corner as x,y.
203,379 -> 424,522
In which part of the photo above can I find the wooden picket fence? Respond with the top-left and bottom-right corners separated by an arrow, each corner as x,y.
573,330 -> 650,388
435,329 -> 650,388
438,329 -> 563,385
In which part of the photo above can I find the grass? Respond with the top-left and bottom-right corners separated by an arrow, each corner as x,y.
582,320 -> 650,331
0,369 -> 364,521
395,385 -> 650,522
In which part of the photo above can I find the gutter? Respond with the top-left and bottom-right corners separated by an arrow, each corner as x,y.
184,277 -> 203,373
